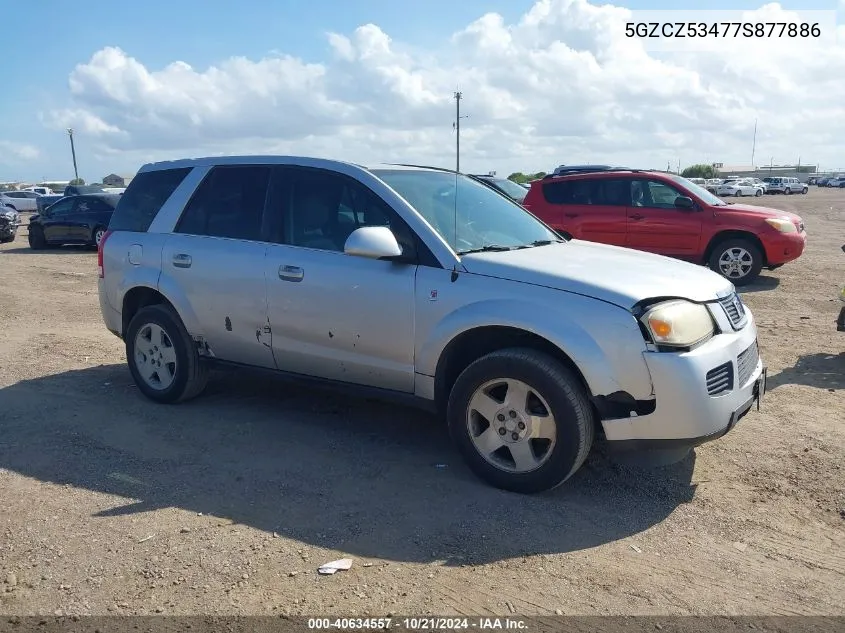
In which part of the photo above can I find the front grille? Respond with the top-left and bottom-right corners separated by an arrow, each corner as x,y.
736,340 -> 759,387
706,362 -> 733,395
718,292 -> 747,329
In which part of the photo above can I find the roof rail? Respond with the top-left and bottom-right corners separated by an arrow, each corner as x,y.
543,165 -> 640,179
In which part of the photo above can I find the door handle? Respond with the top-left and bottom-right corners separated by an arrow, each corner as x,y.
172,253 -> 192,268
279,265 -> 304,282
564,213 -> 579,218
630,214 -> 644,221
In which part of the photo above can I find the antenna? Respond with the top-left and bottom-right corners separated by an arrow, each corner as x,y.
453,91 -> 468,173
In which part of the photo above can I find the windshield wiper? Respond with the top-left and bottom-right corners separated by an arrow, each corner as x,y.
457,244 -> 516,255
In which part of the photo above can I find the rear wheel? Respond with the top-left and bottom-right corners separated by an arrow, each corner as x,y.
28,225 -> 46,250
785,187 -> 792,195
735,189 -> 743,197
708,238 -> 763,286
92,226 -> 106,247
447,348 -> 595,493
125,304 -> 209,404
755,188 -> 762,197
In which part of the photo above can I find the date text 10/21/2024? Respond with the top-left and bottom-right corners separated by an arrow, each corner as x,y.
307,618 -> 529,630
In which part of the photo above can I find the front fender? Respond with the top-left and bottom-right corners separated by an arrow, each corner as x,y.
416,296 -> 655,400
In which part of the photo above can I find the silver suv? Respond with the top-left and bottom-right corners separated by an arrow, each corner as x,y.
97,157 -> 767,493
764,177 -> 808,195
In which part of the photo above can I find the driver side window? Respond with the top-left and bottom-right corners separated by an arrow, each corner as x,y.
631,179 -> 684,209
47,199 -> 75,216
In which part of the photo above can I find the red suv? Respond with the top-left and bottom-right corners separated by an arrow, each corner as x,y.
522,168 -> 807,285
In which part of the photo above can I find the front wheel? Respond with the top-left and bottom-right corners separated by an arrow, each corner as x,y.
28,225 -> 46,249
447,348 -> 595,493
802,187 -> 808,194
708,238 -> 763,286
125,304 -> 209,404
755,189 -> 762,197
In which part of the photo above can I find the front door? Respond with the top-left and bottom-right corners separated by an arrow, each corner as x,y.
40,198 -> 77,243
626,178 -> 703,258
263,166 -> 417,392
160,164 -> 276,369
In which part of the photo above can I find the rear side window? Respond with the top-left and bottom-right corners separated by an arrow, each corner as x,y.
542,178 -> 629,206
175,165 -> 271,241
108,167 -> 191,232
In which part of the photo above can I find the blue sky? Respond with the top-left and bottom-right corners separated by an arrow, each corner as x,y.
1,0 -> 842,182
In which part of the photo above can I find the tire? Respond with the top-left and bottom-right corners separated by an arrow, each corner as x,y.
735,189 -> 742,197
755,189 -> 762,197
802,187 -> 808,194
446,347 -> 595,494
784,187 -> 792,195
28,225 -> 46,250
125,304 -> 209,404
708,238 -> 763,286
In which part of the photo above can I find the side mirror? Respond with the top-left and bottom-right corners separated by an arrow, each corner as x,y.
344,226 -> 403,259
675,196 -> 695,210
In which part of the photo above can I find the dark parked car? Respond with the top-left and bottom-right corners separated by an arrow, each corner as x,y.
36,194 -> 64,214
28,194 -> 121,250
63,184 -> 107,197
469,174 -> 529,203
0,207 -> 20,243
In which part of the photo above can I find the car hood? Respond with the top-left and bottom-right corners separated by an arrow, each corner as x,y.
460,240 -> 734,309
716,203 -> 802,221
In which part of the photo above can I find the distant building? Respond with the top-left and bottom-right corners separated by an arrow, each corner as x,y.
0,181 -> 27,191
102,173 -> 135,187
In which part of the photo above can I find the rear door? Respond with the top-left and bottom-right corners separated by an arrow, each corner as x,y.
161,164 -> 276,369
626,178 -> 703,258
537,177 -> 628,245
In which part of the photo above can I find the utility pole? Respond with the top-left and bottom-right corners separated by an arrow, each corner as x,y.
67,128 -> 79,182
751,118 -> 757,167
453,91 -> 468,172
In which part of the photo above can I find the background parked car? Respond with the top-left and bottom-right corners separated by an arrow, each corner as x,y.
764,177 -> 807,194
826,176 -> 845,187
470,174 -> 529,203
0,190 -> 40,211
521,167 -> 807,285
63,183 -> 107,197
0,206 -> 20,242
715,178 -> 763,197
22,186 -> 54,195
28,193 -> 121,249
35,194 -> 64,214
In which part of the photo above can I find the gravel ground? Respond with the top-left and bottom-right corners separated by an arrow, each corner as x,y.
0,189 -> 843,617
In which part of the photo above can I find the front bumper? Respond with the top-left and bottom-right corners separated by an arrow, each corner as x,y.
603,305 -> 765,452
763,231 -> 807,265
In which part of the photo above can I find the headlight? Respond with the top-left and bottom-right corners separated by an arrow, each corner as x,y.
640,300 -> 715,348
765,218 -> 797,233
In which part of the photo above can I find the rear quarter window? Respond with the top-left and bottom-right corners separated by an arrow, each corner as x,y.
108,167 -> 192,232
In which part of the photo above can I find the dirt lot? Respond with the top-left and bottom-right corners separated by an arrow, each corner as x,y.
0,189 -> 843,618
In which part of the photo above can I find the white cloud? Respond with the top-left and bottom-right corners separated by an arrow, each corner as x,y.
44,0 -> 845,174
0,140 -> 40,163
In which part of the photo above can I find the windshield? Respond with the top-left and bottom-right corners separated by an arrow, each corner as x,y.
667,174 -> 727,206
485,177 -> 528,202
372,169 -> 560,254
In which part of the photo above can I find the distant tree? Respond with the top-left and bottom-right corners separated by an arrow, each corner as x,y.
681,164 -> 718,179
69,178 -> 85,185
508,171 -> 547,184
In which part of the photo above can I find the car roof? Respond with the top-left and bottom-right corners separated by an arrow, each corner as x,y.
136,155 -> 450,175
